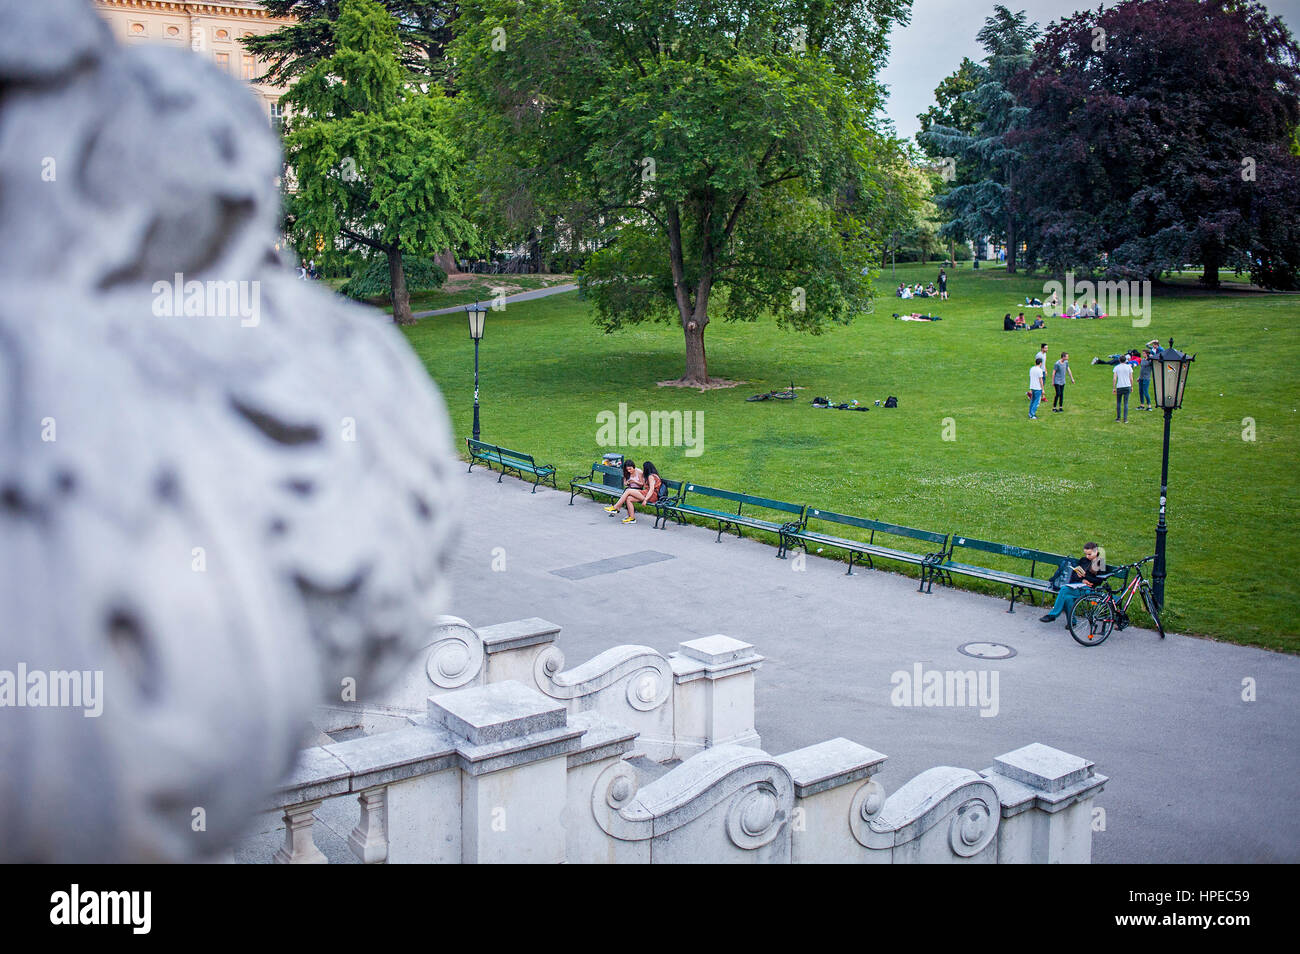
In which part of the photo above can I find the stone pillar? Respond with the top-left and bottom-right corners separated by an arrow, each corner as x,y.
348,787 -> 388,864
272,801 -> 327,864
479,617 -> 561,686
668,635 -> 764,759
775,738 -> 888,864
981,743 -> 1107,864
428,680 -> 584,864
562,712 -> 639,863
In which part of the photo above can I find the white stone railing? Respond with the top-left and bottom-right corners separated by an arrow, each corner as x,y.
315,618 -> 763,761
264,676 -> 1106,864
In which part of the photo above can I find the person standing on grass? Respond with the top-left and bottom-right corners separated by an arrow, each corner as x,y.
1051,352 -> 1075,412
1113,356 -> 1134,422
938,268 -> 948,300
1029,356 -> 1045,420
1137,348 -> 1154,410
1035,342 -> 1050,367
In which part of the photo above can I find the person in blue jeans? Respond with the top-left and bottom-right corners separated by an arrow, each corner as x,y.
1137,348 -> 1154,409
1028,356 -> 1045,419
1040,543 -> 1106,622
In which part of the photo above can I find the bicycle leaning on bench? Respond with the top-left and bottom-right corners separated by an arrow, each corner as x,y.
1067,556 -> 1165,647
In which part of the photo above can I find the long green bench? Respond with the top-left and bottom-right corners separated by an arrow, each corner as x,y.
569,462 -> 626,506
466,438 -> 557,493
783,509 -> 949,591
652,483 -> 805,552
928,536 -> 1073,612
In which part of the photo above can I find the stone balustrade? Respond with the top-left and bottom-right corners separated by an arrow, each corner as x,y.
315,618 -> 764,762
263,673 -> 1106,864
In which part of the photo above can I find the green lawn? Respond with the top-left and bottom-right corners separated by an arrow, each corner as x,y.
396,263 -> 1300,652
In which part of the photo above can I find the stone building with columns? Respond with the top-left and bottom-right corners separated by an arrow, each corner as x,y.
94,1 -> 293,130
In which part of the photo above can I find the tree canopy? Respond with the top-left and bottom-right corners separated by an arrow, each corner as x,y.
282,0 -> 474,323
1012,0 -> 1300,288
452,0 -> 913,385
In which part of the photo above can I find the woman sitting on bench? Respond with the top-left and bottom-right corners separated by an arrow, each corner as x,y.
605,461 -> 660,524
1040,542 -> 1106,623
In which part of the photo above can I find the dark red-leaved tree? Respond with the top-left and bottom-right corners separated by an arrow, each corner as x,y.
1012,0 -> 1300,288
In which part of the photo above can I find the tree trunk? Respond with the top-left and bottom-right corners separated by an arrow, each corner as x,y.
1006,216 -> 1018,274
1201,245 -> 1221,288
528,227 -> 542,274
682,318 -> 708,385
389,245 -> 414,325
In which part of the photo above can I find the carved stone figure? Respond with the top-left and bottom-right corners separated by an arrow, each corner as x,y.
0,0 -> 459,861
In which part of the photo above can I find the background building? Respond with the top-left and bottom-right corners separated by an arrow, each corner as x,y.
94,1 -> 293,130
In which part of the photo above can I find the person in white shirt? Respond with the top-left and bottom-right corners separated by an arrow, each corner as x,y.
1113,359 -> 1134,422
1028,357 -> 1045,420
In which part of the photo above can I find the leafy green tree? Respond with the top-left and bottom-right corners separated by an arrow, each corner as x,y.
282,0 -> 474,324
917,57 -> 984,263
244,1 -> 457,87
453,0 -> 912,385
921,5 -> 1039,273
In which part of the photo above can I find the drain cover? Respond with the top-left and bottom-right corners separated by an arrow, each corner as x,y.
958,641 -> 1017,660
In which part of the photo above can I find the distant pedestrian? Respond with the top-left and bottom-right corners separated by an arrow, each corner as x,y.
1137,348 -> 1154,410
1113,358 -> 1134,422
1029,356 -> 1045,420
308,260 -> 318,280
937,268 -> 948,300
1051,352 -> 1075,412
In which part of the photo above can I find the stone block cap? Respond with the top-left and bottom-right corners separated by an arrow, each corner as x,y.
428,680 -> 567,746
993,743 -> 1094,793
679,635 -> 757,666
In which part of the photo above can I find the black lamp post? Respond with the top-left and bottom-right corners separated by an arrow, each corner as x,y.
1149,339 -> 1195,611
465,302 -> 486,442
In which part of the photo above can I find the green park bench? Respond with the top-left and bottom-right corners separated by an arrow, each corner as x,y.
569,462 -> 626,506
466,438 -> 557,493
782,509 -> 949,591
927,536 -> 1074,612
652,483 -> 806,551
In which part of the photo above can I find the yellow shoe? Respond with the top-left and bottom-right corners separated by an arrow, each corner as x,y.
622,516 -> 636,524
604,505 -> 618,512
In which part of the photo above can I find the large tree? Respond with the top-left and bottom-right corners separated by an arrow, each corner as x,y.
1012,0 -> 1300,288
244,0 -> 458,87
282,0 -> 474,323
917,58 -> 985,263
920,5 -> 1038,273
453,0 -> 912,386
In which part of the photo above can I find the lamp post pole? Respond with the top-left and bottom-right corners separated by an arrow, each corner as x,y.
1149,338 -> 1194,613
1153,402 -> 1172,610
472,334 -> 481,443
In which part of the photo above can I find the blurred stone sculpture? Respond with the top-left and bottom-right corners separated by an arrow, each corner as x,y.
0,0 -> 459,861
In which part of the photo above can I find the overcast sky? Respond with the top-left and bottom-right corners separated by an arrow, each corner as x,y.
880,0 -> 1300,143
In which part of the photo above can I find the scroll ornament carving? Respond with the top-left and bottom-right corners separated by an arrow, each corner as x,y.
425,617 -> 485,690
592,746 -> 794,850
0,1 -> 459,861
850,767 -> 999,858
533,645 -> 672,711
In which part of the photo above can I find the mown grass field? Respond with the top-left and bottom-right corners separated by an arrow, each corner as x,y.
397,262 -> 1300,652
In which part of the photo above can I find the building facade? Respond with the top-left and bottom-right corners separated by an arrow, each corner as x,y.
94,1 -> 293,130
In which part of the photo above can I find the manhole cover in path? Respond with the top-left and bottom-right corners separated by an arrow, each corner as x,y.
958,642 -> 1017,660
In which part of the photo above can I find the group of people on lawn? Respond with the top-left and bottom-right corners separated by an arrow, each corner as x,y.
897,270 -> 950,301
1027,339 -> 1164,422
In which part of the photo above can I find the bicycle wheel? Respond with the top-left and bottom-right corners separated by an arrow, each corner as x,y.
1069,592 -> 1115,646
1139,584 -> 1166,638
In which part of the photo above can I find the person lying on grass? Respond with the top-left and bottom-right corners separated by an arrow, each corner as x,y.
605,461 -> 660,524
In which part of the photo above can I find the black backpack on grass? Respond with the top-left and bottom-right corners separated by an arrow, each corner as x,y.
883,396 -> 898,408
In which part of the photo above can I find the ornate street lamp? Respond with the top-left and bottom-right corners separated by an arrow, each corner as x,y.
465,302 -> 487,442
1149,340 -> 1195,611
